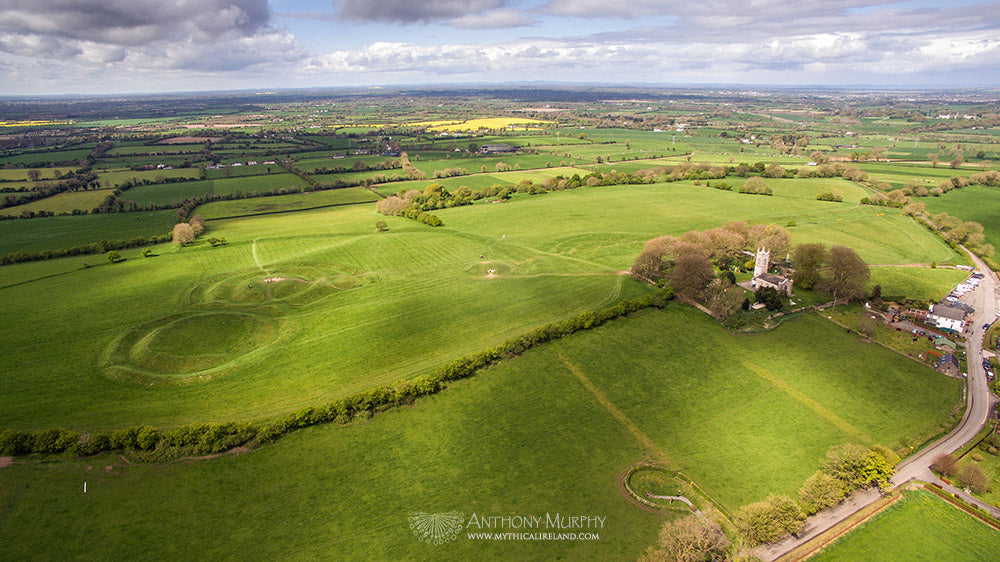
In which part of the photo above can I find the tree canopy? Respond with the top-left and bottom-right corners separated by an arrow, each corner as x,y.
820,245 -> 870,302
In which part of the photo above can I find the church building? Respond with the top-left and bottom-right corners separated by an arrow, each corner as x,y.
750,248 -> 793,296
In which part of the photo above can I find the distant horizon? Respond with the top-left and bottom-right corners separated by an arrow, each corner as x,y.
4,81 -> 1000,102
2,1 -> 999,96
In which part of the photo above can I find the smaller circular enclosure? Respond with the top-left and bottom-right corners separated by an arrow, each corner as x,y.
104,311 -> 282,383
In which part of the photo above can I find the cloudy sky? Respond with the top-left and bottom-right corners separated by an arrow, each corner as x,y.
1,0 -> 999,95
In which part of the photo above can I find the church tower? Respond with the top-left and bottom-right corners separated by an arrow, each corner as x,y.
753,248 -> 770,278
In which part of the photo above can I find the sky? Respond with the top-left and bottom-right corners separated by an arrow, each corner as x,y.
1,0 -> 999,95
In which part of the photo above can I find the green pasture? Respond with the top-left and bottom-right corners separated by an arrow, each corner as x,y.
923,185 -> 1000,253
0,210 -> 177,255
97,168 -> 201,187
860,163 -> 973,189
120,174 -> 308,206
95,154 -> 206,169
538,307 -> 960,508
868,267 -> 969,301
0,148 -> 94,166
371,166 -> 595,197
194,188 -> 378,219
0,189 -> 112,216
812,490 -> 1000,561
0,168 -> 75,182
0,348 -> 667,560
408,154 -> 583,175
436,182 -> 962,267
107,145 -> 202,155
203,164 -> 282,179
0,202 -> 649,430
764,178 -> 869,203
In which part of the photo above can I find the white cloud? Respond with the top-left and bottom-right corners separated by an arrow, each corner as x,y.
0,0 -> 305,73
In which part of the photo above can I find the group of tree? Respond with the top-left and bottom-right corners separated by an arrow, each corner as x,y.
172,214 -> 206,246
929,212 -> 993,255
738,176 -> 772,195
375,188 -> 443,227
792,244 -> 870,302
932,453 -> 991,494
632,222 -> 791,285
737,444 -> 897,546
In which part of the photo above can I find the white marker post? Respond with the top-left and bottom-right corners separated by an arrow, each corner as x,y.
84,482 -> 87,494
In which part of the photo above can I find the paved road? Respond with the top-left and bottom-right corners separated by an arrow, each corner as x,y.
893,249 -> 997,487
757,248 -> 998,561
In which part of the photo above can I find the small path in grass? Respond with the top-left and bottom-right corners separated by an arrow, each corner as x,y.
556,351 -> 668,462
0,456 -> 12,469
646,493 -> 697,511
742,360 -> 876,447
251,239 -> 267,273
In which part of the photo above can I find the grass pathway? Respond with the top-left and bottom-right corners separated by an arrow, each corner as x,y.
742,360 -> 876,446
556,351 -> 669,462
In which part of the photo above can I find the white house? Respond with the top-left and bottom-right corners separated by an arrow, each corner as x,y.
927,304 -> 967,334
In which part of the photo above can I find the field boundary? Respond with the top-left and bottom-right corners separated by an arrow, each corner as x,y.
775,489 -> 902,562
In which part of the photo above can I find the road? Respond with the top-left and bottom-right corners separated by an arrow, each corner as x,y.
757,248 -> 998,561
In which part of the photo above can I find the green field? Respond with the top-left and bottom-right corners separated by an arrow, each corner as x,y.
534,307 -> 959,508
0,304 -> 963,559
2,106 -> 996,558
923,185 -> 1000,254
0,189 -> 113,216
97,168 -> 201,187
869,267 -> 970,301
194,187 -> 379,219
0,202 -> 645,430
0,148 -> 95,166
437,181 -> 962,267
0,349 -> 666,560
812,490 -> 1000,561
120,174 -> 308,206
0,210 -> 178,255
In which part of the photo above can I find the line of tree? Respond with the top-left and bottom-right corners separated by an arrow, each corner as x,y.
737,444 -> 897,547
0,234 -> 173,266
0,293 -> 668,459
0,170 -> 100,209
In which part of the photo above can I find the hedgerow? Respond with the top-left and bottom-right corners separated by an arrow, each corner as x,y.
0,292 -> 669,460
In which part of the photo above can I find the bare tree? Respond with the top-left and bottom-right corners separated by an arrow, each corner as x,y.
188,214 -> 206,237
172,223 -> 195,245
931,453 -> 957,477
639,514 -> 729,562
